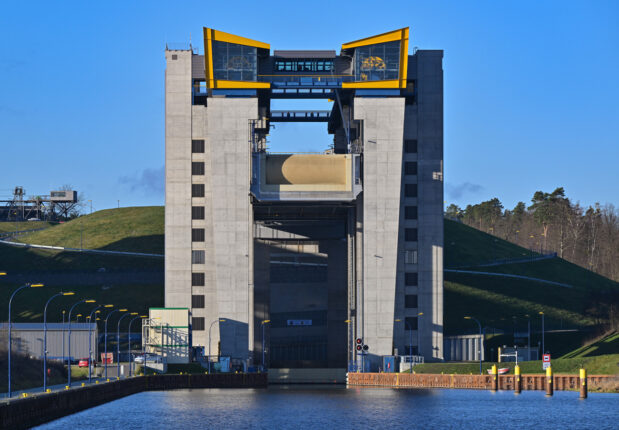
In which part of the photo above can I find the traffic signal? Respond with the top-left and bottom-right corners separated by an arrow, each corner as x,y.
356,338 -> 369,352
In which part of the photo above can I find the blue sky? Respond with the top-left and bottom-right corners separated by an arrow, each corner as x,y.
1,1 -> 617,212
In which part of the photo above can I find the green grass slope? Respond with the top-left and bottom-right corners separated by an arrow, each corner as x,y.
17,206 -> 164,254
443,220 -> 619,359
444,219 -> 536,267
0,221 -> 53,234
561,332 -> 619,359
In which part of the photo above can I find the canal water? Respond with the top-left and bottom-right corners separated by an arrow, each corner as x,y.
36,386 -> 618,429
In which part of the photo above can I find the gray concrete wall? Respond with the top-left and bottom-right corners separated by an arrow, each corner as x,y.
203,98 -> 257,360
400,50 -> 444,361
165,49 -> 193,310
354,97 -> 405,369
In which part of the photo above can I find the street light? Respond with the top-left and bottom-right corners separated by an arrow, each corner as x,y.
75,314 -> 82,323
464,316 -> 483,375
103,307 -> 122,379
87,305 -> 106,383
539,311 -> 545,355
208,318 -> 226,374
395,312 -> 423,359
524,314 -> 531,361
417,312 -> 423,357
117,311 -> 132,378
61,309 -> 66,367
68,299 -> 96,386
261,320 -> 271,371
127,314 -> 144,377
7,282 -> 44,397
394,319 -> 413,356
43,291 -> 74,391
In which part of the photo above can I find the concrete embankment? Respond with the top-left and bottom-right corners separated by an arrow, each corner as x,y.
0,373 -> 267,429
347,372 -> 615,391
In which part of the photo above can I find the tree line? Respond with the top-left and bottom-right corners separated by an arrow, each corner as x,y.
446,188 -> 619,283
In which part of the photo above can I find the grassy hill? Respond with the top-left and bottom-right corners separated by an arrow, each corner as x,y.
0,221 -> 53,235
443,220 -> 618,351
0,207 -> 164,323
16,206 -> 164,254
1,208 -> 617,357
444,220 -> 537,267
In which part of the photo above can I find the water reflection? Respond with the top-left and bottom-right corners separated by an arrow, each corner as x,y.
36,385 -> 618,429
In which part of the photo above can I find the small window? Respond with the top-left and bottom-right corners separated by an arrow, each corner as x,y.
192,228 -> 205,242
171,54 -> 177,60
405,272 -> 418,286
405,162 -> 417,176
405,295 -> 418,308
405,184 -> 417,198
192,162 -> 205,175
405,206 -> 418,220
405,228 -> 418,242
404,317 -> 418,330
192,317 -> 205,331
404,140 -> 417,153
192,272 -> 205,286
192,295 -> 205,309
191,250 -> 205,264
404,345 -> 419,355
192,140 -> 205,153
192,206 -> 205,220
404,250 -> 418,264
192,184 -> 205,197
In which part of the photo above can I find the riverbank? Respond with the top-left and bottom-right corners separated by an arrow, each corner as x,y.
0,373 -> 267,429
348,372 -> 618,393
412,354 -> 619,376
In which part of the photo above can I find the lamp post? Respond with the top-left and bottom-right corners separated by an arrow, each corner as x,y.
116,310 -> 131,378
68,299 -> 96,386
7,282 -> 44,397
394,318 -> 413,356
261,319 -> 270,371
61,309 -> 66,367
464,316 -> 483,375
539,311 -> 545,355
127,314 -> 144,377
417,312 -> 424,357
75,314 -> 82,323
524,314 -> 531,361
87,304 -> 109,382
43,291 -> 74,391
208,318 -> 226,374
103,308 -> 122,379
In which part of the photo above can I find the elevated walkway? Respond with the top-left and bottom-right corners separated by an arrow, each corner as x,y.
270,110 -> 330,122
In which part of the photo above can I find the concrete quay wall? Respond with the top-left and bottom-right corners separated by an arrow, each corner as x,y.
347,372 -> 615,391
0,373 -> 267,429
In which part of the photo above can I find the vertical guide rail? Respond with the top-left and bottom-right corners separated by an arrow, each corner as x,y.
347,207 -> 356,370
334,89 -> 350,151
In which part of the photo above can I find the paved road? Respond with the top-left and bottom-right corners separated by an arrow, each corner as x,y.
444,269 -> 572,288
0,362 -> 138,401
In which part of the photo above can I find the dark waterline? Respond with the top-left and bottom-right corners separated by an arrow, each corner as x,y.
35,385 -> 618,429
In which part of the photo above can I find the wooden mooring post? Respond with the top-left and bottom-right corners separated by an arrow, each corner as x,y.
579,368 -> 587,399
545,366 -> 553,396
514,365 -> 521,394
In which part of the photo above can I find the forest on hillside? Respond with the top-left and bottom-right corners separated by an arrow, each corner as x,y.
446,188 -> 619,283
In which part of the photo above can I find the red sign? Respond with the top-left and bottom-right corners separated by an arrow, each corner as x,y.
543,354 -> 551,363
101,352 -> 113,364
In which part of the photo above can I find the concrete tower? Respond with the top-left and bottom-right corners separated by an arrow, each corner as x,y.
164,28 -> 444,371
